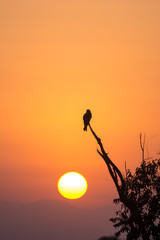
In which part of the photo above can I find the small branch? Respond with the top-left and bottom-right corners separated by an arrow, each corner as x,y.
140,132 -> 143,151
125,161 -> 127,178
97,149 -> 103,158
140,132 -> 145,162
89,124 -> 105,155
89,123 -> 125,191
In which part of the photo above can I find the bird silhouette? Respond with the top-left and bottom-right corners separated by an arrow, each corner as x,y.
83,109 -> 92,131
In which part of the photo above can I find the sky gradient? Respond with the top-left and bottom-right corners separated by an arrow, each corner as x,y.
1,0 -> 160,211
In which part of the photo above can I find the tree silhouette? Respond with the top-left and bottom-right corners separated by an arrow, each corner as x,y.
84,114 -> 160,240
110,158 -> 160,239
97,236 -> 117,240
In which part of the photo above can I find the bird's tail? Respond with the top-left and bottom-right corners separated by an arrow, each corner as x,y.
83,126 -> 87,131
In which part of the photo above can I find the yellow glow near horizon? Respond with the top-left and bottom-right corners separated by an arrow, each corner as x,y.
58,172 -> 88,199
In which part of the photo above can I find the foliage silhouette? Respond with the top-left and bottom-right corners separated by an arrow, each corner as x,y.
98,236 -> 117,240
84,110 -> 160,240
110,158 -> 160,239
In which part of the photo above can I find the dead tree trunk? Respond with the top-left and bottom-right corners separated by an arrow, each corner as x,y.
88,124 -> 149,240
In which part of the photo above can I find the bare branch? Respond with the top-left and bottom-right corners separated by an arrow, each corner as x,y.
140,132 -> 145,162
89,123 -> 125,191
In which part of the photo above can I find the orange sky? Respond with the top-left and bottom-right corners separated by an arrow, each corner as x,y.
1,0 -> 160,208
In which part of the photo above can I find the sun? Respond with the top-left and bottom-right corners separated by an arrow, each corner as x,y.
58,172 -> 88,199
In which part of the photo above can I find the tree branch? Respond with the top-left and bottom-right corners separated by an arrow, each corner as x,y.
140,132 -> 145,162
89,123 -> 125,192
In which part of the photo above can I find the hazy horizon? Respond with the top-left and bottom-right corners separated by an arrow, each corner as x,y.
0,199 -> 118,240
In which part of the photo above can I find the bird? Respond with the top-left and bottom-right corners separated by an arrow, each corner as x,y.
83,109 -> 92,131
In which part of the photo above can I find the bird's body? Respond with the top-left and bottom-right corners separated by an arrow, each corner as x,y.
83,109 -> 92,131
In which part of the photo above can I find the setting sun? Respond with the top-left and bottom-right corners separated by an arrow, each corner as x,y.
58,172 -> 88,199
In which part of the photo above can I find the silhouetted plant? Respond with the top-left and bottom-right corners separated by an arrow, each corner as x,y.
98,236 -> 117,240
84,111 -> 160,240
110,158 -> 160,239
